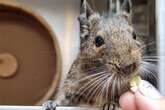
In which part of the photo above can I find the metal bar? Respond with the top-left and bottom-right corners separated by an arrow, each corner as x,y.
109,0 -> 113,12
0,106 -> 100,110
157,0 -> 165,95
116,0 -> 120,13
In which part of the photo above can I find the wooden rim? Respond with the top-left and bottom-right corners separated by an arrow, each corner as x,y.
0,0 -> 61,105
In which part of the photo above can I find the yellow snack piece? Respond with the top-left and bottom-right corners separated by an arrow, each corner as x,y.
129,75 -> 141,92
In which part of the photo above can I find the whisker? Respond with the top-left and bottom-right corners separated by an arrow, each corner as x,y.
139,61 -> 158,81
77,71 -> 107,83
78,73 -> 107,97
98,80 -> 105,104
139,66 -> 158,82
87,80 -> 103,102
95,80 -> 106,102
136,41 -> 156,55
116,76 -> 121,98
85,74 -> 109,103
87,74 -> 109,103
83,66 -> 106,73
111,76 -> 118,100
78,75 -> 105,95
95,75 -> 112,104
141,61 -> 158,70
140,41 -> 156,50
142,56 -> 159,59
94,82 -> 102,103
101,74 -> 112,101
142,59 -> 158,62
105,74 -> 114,100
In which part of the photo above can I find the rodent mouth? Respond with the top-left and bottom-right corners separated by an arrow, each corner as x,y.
122,62 -> 138,75
108,62 -> 138,75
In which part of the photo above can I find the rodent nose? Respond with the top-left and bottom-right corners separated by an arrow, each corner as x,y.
107,61 -> 121,71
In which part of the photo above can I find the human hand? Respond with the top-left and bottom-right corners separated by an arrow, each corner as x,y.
119,80 -> 165,110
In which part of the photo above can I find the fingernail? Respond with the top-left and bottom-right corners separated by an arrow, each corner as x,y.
138,80 -> 162,99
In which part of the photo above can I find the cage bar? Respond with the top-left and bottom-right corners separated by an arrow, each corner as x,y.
0,106 -> 100,110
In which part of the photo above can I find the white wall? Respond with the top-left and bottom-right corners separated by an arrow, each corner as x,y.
156,0 -> 165,95
13,0 -> 81,87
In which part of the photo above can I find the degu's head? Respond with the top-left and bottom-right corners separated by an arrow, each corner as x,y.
78,0 -> 141,77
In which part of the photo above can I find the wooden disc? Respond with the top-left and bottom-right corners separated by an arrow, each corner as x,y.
0,1 -> 61,105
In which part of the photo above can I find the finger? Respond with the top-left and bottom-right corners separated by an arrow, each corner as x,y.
135,91 -> 154,110
134,80 -> 164,110
119,91 -> 137,110
135,91 -> 165,110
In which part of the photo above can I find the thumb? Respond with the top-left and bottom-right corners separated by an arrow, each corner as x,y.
134,80 -> 165,110
135,91 -> 165,110
119,80 -> 165,110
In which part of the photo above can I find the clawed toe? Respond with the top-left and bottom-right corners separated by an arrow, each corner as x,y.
42,100 -> 58,110
103,102 -> 116,110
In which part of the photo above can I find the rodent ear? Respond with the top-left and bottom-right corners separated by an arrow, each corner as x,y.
121,0 -> 132,14
121,0 -> 132,24
78,0 -> 94,24
78,0 -> 94,43
80,0 -> 94,19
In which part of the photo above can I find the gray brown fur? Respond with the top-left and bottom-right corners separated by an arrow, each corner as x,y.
54,0 -> 157,109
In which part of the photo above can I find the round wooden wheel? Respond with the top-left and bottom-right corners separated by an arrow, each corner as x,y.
0,1 -> 61,105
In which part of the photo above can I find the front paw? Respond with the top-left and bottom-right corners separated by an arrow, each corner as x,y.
103,102 -> 117,110
42,100 -> 58,110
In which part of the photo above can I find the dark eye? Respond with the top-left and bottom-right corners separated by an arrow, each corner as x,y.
95,36 -> 105,47
132,32 -> 136,40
